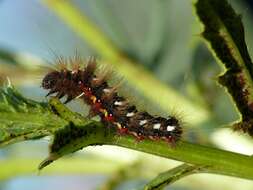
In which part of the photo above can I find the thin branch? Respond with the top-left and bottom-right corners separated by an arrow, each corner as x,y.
39,98 -> 253,180
195,0 -> 253,136
141,164 -> 202,190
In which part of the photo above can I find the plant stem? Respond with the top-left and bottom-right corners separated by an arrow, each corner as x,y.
111,138 -> 253,180
1,87 -> 253,181
195,0 -> 253,136
47,120 -> 253,180
45,98 -> 253,180
142,164 -> 201,190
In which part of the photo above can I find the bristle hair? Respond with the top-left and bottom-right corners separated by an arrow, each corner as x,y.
42,56 -> 183,145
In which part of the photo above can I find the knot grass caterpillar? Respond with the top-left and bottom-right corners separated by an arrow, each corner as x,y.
42,56 -> 183,146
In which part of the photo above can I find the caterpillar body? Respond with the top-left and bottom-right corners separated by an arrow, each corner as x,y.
42,57 -> 183,145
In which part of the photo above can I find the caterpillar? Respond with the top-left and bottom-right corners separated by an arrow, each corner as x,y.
42,56 -> 183,145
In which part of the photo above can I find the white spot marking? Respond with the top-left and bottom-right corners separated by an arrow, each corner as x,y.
139,120 -> 147,126
114,101 -> 123,106
103,88 -> 111,93
76,92 -> 85,99
167,125 -> 175,132
153,123 -> 161,129
126,112 -> 135,117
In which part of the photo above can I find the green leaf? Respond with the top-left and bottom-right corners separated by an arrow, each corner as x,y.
38,98 -> 111,170
142,164 -> 202,190
195,0 -> 253,136
0,84 -> 67,147
0,84 -> 111,170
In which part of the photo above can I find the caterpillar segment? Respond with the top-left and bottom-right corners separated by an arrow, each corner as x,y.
42,57 -> 183,145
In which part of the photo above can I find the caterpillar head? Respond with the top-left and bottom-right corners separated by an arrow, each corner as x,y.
42,71 -> 61,89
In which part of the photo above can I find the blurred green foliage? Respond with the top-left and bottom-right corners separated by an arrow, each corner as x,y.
1,0 -> 253,190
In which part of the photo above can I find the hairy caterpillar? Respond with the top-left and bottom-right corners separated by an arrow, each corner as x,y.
42,56 -> 183,145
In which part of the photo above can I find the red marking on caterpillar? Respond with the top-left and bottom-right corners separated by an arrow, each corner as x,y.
42,56 -> 183,146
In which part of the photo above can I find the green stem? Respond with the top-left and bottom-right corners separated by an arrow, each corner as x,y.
111,138 -> 253,180
194,0 -> 253,136
44,99 -> 253,181
46,121 -> 253,180
142,164 -> 201,190
1,86 -> 253,181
